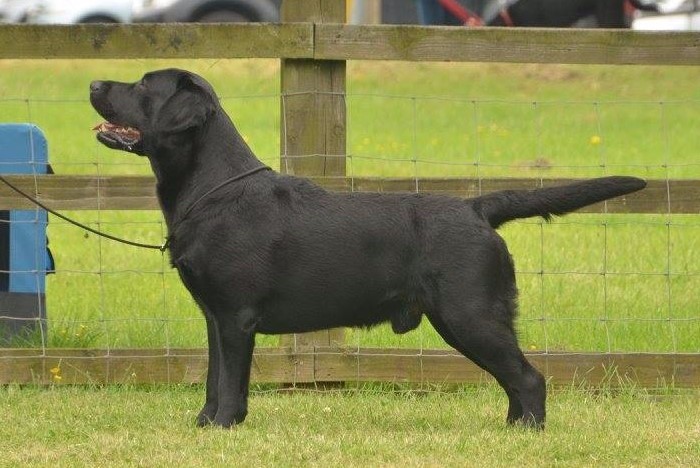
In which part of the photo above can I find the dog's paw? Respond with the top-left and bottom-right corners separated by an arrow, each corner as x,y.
195,404 -> 218,427
509,413 -> 545,431
212,414 -> 237,429
195,413 -> 214,427
212,408 -> 247,429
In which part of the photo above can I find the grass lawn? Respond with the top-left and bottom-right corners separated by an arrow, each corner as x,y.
1,384 -> 699,466
0,59 -> 699,352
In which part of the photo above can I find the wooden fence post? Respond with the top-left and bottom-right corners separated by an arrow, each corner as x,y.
279,0 -> 347,354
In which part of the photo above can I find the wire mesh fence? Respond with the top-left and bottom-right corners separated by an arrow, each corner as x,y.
1,67 -> 699,386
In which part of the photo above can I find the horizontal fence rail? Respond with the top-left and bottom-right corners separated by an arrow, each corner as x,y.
1,24 -> 700,65
2,19 -> 699,388
315,24 -> 700,65
0,23 -> 313,59
1,348 -> 698,387
0,175 -> 696,213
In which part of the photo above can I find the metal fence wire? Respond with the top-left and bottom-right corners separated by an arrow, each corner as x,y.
1,87 -> 699,386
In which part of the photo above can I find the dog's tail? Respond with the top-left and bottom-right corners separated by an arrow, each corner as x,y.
473,176 -> 646,229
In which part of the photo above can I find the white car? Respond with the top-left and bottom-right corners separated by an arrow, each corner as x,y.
633,0 -> 700,30
0,0 -> 132,24
132,0 -> 279,23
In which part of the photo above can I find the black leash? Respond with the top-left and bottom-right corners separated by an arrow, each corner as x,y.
0,173 -> 166,251
0,165 -> 271,252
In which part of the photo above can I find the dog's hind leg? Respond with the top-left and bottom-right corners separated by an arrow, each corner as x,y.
427,297 -> 546,429
426,311 -> 524,424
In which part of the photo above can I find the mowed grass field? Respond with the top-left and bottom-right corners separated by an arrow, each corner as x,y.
1,59 -> 700,352
1,384 -> 699,466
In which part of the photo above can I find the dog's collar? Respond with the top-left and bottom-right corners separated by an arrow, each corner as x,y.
161,165 -> 272,251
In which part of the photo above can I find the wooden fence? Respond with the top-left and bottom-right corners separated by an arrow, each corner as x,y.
1,0 -> 699,387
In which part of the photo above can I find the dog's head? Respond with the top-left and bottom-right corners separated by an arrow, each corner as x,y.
89,68 -> 217,156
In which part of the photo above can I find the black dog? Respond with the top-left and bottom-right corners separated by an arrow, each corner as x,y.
488,0 -> 658,27
89,69 -> 645,429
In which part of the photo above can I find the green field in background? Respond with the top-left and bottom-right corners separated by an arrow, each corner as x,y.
1,59 -> 699,351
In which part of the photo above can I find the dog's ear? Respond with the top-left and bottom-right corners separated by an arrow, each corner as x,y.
156,74 -> 216,135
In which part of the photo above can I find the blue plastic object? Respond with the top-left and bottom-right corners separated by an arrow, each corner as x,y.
0,124 -> 53,342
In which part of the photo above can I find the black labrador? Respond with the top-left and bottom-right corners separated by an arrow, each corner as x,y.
89,69 -> 646,429
487,0 -> 658,27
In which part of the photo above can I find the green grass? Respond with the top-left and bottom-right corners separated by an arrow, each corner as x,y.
1,59 -> 699,351
1,384 -> 699,466
1,60 -> 699,467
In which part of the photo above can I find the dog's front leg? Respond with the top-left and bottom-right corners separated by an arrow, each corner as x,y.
196,309 -> 220,427
212,308 -> 257,428
176,262 -> 221,427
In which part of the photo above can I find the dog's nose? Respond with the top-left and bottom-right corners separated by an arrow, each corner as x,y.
90,81 -> 105,94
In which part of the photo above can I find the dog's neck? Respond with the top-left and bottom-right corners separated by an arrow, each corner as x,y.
148,112 -> 263,226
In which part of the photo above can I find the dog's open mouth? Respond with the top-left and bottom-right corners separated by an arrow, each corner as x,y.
93,122 -> 142,152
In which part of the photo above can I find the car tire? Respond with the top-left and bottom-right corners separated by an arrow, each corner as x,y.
79,16 -> 118,23
191,0 -> 279,23
196,9 -> 249,22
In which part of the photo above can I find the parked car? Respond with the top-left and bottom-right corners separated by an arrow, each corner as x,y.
133,0 -> 280,23
633,0 -> 700,30
0,0 -> 25,22
0,0 -> 132,23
